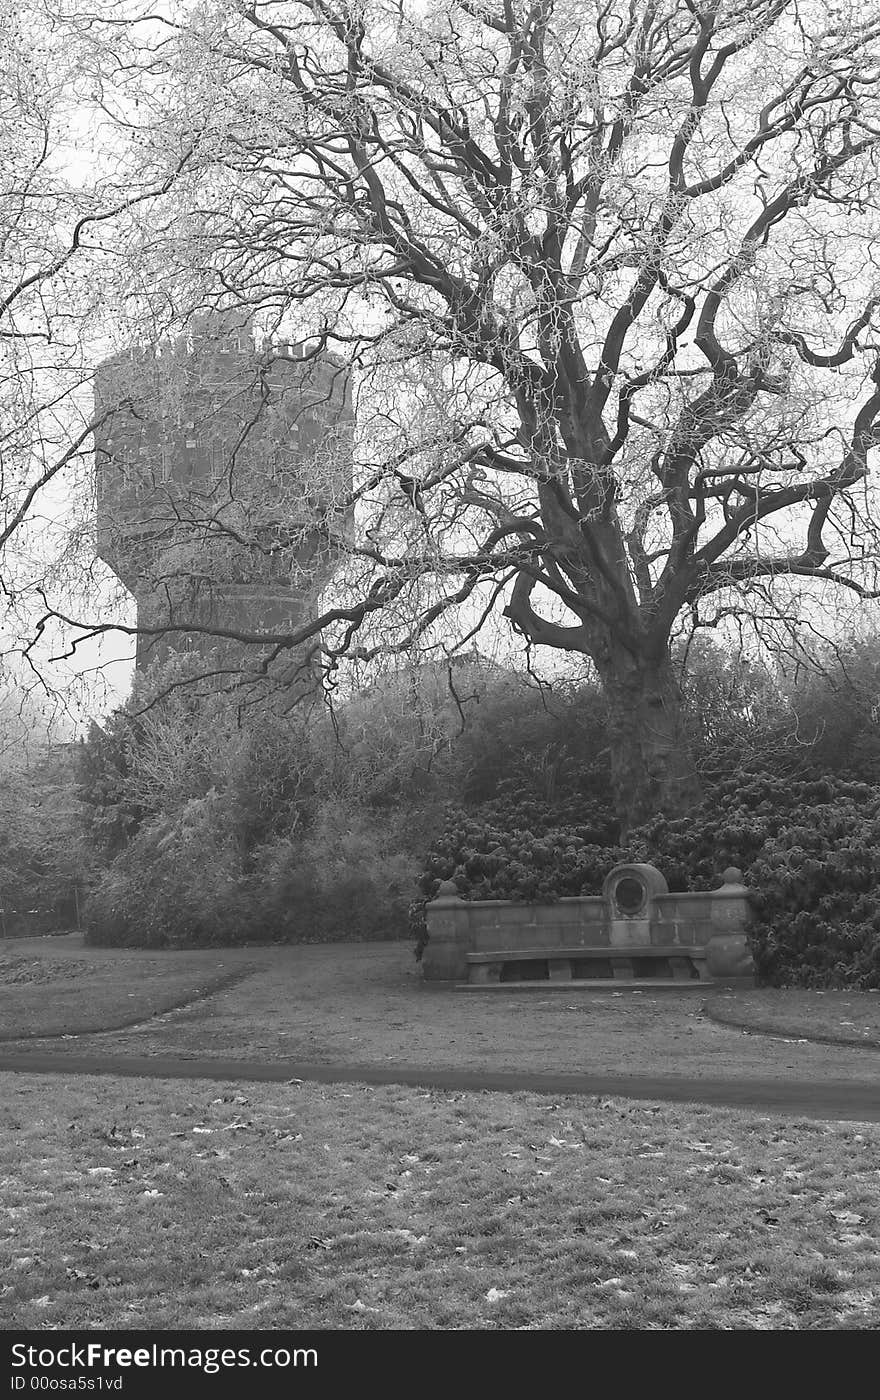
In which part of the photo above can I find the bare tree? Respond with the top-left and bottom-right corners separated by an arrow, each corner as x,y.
18,0 -> 880,827
0,0 -> 191,704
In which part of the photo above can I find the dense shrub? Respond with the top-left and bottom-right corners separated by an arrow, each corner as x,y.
449,676 -> 612,807
84,791 -> 420,947
417,798 -> 619,904
628,775 -> 880,987
413,774 -> 880,987
0,749 -> 86,930
81,657 -> 616,948
77,717 -> 146,859
409,796 -> 622,958
78,664 -> 325,863
747,800 -> 880,988
249,801 -> 423,943
80,638 -> 880,975
84,794 -> 253,948
674,636 -> 785,783
779,639 -> 880,785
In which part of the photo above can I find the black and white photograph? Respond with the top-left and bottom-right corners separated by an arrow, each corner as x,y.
2,0 -> 880,1361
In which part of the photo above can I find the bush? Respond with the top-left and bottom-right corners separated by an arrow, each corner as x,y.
628,774 -> 880,987
747,801 -> 880,988
413,774 -> 880,987
84,793 -> 253,948
85,790 -> 421,948
251,800 -> 422,943
449,674 -> 612,808
416,798 -> 621,904
81,642 -> 880,973
779,637 -> 880,785
409,797 -> 623,957
1,749 -> 87,928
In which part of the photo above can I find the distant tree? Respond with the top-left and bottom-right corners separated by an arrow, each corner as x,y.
673,634 -> 782,778
78,652 -> 323,860
0,746 -> 85,930
780,634 -> 880,781
0,1 -> 190,679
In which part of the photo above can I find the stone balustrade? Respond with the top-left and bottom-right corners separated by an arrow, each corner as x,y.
422,862 -> 755,987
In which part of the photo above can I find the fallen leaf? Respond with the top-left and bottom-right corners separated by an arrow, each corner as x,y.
830,1210 -> 865,1226
392,1229 -> 427,1245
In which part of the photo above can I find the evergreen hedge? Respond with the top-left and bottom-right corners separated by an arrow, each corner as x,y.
413,775 -> 880,987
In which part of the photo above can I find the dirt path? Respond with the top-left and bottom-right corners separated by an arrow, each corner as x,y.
0,1049 -> 877,1123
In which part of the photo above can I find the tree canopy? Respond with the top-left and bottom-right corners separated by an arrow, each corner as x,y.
4,1 -> 880,824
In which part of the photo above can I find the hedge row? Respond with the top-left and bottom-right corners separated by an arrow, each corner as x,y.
84,796 -> 417,948
413,775 -> 880,987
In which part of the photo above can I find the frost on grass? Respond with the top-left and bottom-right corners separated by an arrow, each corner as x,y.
1,1081 -> 880,1329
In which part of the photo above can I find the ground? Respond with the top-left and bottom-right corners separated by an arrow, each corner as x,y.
2,935 -> 879,1084
1,935 -> 879,1330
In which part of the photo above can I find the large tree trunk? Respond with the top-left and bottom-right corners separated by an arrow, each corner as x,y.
599,649 -> 703,835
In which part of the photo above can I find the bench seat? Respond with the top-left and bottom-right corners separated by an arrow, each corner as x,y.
463,944 -> 710,986
466,945 -> 706,962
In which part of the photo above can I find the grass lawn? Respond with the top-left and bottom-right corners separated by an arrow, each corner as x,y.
4,935 -> 879,1087
2,1074 -> 880,1330
0,947 -> 254,1040
3,935 -> 880,1331
708,987 -> 880,1047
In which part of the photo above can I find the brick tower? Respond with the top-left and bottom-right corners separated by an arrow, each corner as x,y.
94,315 -> 353,682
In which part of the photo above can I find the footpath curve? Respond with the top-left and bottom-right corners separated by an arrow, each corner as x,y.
0,1049 -> 878,1124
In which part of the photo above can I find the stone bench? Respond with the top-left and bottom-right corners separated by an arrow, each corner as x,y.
464,944 -> 710,987
423,864 -> 755,987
